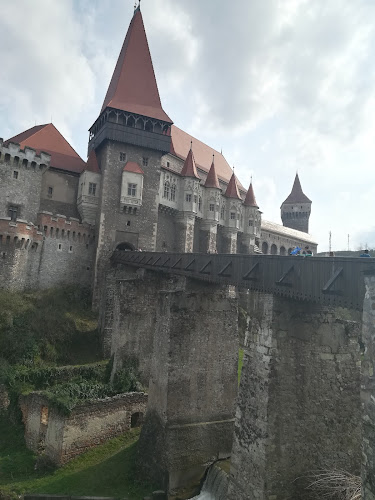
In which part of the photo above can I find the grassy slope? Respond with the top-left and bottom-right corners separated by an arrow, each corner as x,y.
0,416 -> 157,499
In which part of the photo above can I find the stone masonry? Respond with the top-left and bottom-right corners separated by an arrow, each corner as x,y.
361,273 -> 375,500
228,291 -> 362,500
20,391 -> 147,465
137,277 -> 238,496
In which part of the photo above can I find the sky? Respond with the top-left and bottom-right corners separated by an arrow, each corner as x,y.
1,0 -> 375,252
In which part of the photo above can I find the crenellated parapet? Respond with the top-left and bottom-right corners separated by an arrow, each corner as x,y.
0,138 -> 50,171
37,212 -> 95,245
0,218 -> 43,251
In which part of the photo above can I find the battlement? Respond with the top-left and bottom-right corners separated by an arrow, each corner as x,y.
0,218 -> 43,251
37,212 -> 95,244
0,138 -> 50,171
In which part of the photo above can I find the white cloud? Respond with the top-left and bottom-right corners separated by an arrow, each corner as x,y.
1,0 -> 375,251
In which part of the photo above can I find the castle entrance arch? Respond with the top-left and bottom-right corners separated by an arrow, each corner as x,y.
116,242 -> 135,251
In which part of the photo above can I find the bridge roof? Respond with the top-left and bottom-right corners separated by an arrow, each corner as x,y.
261,220 -> 317,244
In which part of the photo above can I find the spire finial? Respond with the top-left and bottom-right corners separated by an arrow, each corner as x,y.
190,140 -> 193,150
212,152 -> 215,162
134,1 -> 137,12
251,175 -> 253,184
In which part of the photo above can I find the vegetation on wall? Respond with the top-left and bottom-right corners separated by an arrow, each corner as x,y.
0,286 -> 100,367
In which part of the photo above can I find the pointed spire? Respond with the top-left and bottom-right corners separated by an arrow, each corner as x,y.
205,154 -> 220,189
244,181 -> 258,208
282,173 -> 311,204
101,9 -> 172,123
181,145 -> 200,179
225,172 -> 241,199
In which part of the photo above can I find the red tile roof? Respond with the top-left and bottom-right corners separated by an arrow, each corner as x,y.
86,150 -> 100,173
244,182 -> 258,208
101,9 -> 172,123
6,124 -> 86,174
170,125 -> 245,190
204,157 -> 220,189
180,146 -> 200,179
282,173 -> 311,205
225,173 -> 241,199
123,161 -> 144,174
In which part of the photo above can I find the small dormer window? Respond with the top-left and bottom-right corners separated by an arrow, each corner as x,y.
128,183 -> 137,197
8,205 -> 18,221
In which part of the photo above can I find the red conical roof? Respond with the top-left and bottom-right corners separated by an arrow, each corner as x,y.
101,8 -> 172,123
181,146 -> 200,179
244,182 -> 258,208
282,173 -> 311,205
204,157 -> 220,189
225,173 -> 241,199
5,123 -> 86,174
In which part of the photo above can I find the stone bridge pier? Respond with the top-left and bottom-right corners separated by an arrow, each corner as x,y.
136,277 -> 239,496
228,291 -> 362,500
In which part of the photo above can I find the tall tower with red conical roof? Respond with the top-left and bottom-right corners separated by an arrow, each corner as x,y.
88,5 -> 173,299
281,173 -> 311,233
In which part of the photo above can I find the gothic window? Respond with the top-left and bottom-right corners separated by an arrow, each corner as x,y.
248,219 -> 253,226
164,181 -> 170,199
8,206 -> 18,221
89,182 -> 97,196
198,197 -> 202,211
230,212 -> 236,220
221,206 -> 225,219
143,157 -> 149,167
128,183 -> 137,197
186,194 -> 192,202
13,171 -> 19,179
209,203 -> 215,212
48,186 -> 53,198
170,184 -> 176,201
119,152 -> 127,162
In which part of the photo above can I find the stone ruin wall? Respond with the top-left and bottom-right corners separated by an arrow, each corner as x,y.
20,391 -> 148,465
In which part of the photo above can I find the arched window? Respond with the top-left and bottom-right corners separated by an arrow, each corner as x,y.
164,181 -> 170,199
262,242 -> 268,254
116,242 -> 135,251
280,246 -> 286,256
271,244 -> 277,255
170,184 -> 176,202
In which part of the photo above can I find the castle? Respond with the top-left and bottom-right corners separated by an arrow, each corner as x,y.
0,5 -> 317,293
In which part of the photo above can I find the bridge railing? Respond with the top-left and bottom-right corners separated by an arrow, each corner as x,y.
111,251 -> 375,310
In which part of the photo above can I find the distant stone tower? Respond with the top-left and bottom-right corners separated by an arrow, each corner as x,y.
281,174 -> 311,233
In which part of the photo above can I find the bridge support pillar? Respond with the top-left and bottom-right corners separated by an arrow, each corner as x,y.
228,292 -> 361,500
361,272 -> 375,499
101,266 -> 183,386
221,228 -> 238,254
199,221 -> 218,253
138,278 -> 238,496
175,213 -> 195,253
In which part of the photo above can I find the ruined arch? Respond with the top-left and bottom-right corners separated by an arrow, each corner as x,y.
131,412 -> 144,428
